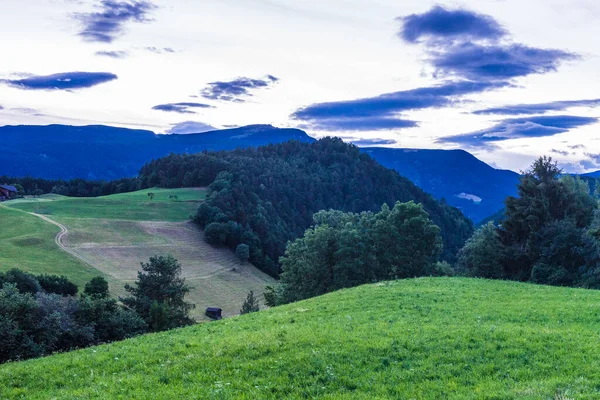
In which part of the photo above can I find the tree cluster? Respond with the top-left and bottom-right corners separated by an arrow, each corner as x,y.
266,201 -> 444,305
136,138 -> 472,277
457,157 -> 600,287
0,255 -> 194,364
0,176 -> 139,198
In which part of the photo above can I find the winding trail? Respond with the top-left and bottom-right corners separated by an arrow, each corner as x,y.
31,212 -> 98,268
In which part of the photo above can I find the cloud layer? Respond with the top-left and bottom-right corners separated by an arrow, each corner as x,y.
439,115 -> 598,148
200,75 -> 279,102
152,102 -> 213,114
292,80 -> 509,131
166,121 -> 216,134
2,72 -> 118,90
474,99 -> 600,115
76,0 -> 156,43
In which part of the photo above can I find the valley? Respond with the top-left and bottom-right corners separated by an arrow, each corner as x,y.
0,188 -> 275,319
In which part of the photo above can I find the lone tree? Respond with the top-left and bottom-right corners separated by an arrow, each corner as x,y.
235,244 -> 250,264
147,192 -> 155,201
122,255 -> 194,332
240,291 -> 259,314
84,276 -> 110,299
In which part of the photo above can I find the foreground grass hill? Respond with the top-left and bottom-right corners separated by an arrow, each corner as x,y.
2,278 -> 600,399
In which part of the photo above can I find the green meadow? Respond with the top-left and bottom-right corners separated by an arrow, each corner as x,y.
2,277 -> 600,399
7,188 -> 206,222
0,206 -> 102,288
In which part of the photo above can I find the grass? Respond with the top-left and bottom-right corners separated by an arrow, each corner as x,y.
8,188 -> 206,221
1,278 -> 600,399
1,188 -> 275,318
0,206 -> 104,288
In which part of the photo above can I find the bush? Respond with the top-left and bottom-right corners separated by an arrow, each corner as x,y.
84,276 -> 110,299
235,244 -> 250,264
35,274 -> 78,296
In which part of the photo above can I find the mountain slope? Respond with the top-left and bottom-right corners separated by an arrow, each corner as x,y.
364,148 -> 520,222
2,278 -> 599,399
0,124 -> 315,180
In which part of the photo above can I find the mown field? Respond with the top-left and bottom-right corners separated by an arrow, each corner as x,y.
1,188 -> 275,318
1,278 -> 600,399
7,188 -> 205,221
0,205 -> 103,288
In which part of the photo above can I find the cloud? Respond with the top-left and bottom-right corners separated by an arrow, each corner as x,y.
291,80 -> 509,131
439,115 -> 598,148
429,43 -> 578,81
76,0 -> 156,43
551,149 -> 570,156
145,47 -> 175,54
95,50 -> 129,58
200,75 -> 279,102
350,138 -> 398,146
166,121 -> 216,134
569,144 -> 586,150
0,105 -> 3,110
399,6 -> 507,44
398,6 -> 578,82
473,99 -> 600,115
1,72 -> 118,90
152,102 -> 214,114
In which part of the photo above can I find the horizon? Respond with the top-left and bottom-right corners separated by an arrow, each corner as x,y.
1,1 -> 599,172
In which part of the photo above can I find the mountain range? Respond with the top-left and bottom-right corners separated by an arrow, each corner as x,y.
1,124 -> 525,222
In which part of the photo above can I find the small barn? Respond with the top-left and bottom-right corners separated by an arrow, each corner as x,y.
205,307 -> 223,320
0,185 -> 18,201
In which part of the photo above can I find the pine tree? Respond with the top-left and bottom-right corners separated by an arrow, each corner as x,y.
240,291 -> 260,314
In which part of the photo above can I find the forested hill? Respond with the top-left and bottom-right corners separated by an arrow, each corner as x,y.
138,138 -> 474,276
0,124 -> 314,179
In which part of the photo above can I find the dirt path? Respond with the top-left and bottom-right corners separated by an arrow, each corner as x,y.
30,213 -> 98,268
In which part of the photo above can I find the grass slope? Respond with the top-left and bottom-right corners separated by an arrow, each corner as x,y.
2,278 -> 600,399
2,188 -> 275,318
0,206 -> 103,288
8,188 -> 205,221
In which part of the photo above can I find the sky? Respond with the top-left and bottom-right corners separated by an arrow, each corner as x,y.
1,0 -> 599,172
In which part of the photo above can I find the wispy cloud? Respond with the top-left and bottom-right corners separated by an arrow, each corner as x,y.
75,0 -> 156,43
152,102 -> 214,114
350,138 -> 398,146
166,121 -> 216,134
200,75 -> 279,102
145,47 -> 175,54
474,99 -> 600,115
291,80 -> 509,131
1,72 -> 118,90
438,115 -> 598,148
95,50 -> 129,58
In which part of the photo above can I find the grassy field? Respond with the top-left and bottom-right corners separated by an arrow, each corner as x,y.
0,206 -> 103,288
1,278 -> 600,399
8,188 -> 205,221
1,188 -> 275,318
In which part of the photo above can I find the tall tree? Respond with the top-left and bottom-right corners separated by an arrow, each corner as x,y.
122,255 -> 194,332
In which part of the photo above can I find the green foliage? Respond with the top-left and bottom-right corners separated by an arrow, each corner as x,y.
147,192 -> 155,201
5,278 -> 600,398
84,276 -> 109,299
147,138 -> 473,276
35,274 -> 78,296
122,255 -> 194,332
458,156 -> 600,288
276,201 -> 442,303
0,269 -> 41,295
235,244 -> 250,264
240,291 -> 259,314
456,222 -> 506,278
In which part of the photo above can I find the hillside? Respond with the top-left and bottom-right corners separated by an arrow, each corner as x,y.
0,124 -> 315,180
1,278 -> 599,399
364,148 -> 520,222
1,124 -> 525,222
1,189 -> 275,318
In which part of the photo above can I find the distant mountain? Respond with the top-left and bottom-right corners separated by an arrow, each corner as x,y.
1,123 -> 522,222
582,170 -> 600,178
362,148 -> 520,223
0,124 -> 315,180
